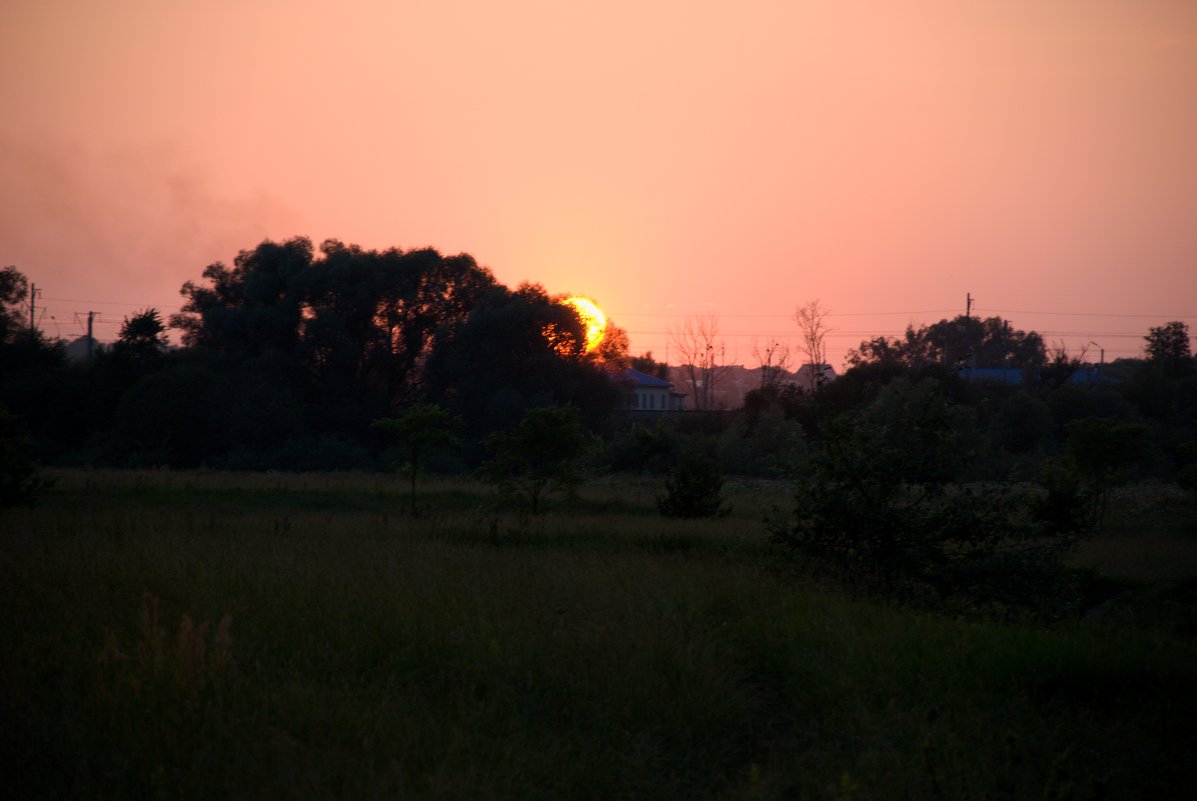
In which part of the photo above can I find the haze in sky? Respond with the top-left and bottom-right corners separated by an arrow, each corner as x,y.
2,0 -> 1194,366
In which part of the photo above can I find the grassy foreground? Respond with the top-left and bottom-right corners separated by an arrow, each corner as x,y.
1,470 -> 1194,800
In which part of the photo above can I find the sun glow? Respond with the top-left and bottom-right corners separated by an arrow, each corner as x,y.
562,296 -> 607,353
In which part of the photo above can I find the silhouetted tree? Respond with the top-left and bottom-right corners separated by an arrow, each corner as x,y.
373,403 -> 461,516
847,315 -> 1045,372
770,378 -> 1073,604
478,405 -> 593,513
172,237 -> 314,358
593,320 -> 631,369
630,352 -> 669,381
110,309 -> 169,372
670,313 -> 729,411
170,237 -> 499,451
118,309 -> 168,352
1040,341 -> 1089,389
0,266 -> 29,346
0,268 -> 67,444
1144,321 -> 1193,376
751,338 -> 792,389
795,300 -> 832,390
425,284 -> 618,443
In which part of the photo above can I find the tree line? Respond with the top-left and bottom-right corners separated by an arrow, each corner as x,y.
4,242 -> 1195,612
1,240 -> 626,471
1,241 -> 1194,500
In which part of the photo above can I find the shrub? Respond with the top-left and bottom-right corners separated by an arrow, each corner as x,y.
770,379 -> 1075,608
374,403 -> 461,515
0,406 -> 50,508
606,422 -> 676,473
478,405 -> 594,513
657,450 -> 731,519
1064,416 -> 1150,527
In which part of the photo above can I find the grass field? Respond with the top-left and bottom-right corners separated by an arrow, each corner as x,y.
2,470 -> 1194,800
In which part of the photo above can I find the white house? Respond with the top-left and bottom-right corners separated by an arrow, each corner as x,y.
617,367 -> 685,412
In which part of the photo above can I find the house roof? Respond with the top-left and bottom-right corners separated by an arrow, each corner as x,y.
617,367 -> 673,388
960,366 -> 1024,385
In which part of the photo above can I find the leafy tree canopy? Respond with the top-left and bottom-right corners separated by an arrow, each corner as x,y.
114,309 -> 168,358
478,405 -> 594,513
424,283 -> 621,439
171,237 -> 499,420
848,315 -> 1045,371
0,265 -> 29,346
1144,321 -> 1193,376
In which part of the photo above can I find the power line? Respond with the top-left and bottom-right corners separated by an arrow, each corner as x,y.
985,308 -> 1195,319
610,309 -> 963,318
43,296 -> 184,310
612,308 -> 1194,320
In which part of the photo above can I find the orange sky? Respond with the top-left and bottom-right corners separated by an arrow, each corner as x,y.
3,0 -> 1194,366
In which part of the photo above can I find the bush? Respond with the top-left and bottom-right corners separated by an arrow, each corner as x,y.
657,450 -> 731,519
770,379 -> 1076,609
716,405 -> 806,478
1064,416 -> 1150,527
0,406 -> 50,508
606,422 -> 676,473
478,405 -> 595,513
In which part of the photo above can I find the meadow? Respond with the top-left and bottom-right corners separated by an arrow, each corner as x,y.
2,469 -> 1194,800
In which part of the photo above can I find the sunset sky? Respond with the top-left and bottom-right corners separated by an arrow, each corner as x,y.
3,0 -> 1194,367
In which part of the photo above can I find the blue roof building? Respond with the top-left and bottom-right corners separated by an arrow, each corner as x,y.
615,367 -> 686,412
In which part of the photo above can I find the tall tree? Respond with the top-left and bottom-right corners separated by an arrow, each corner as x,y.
795,300 -> 832,390
1144,321 -> 1192,376
171,237 -> 498,429
0,266 -> 60,377
300,242 -> 496,414
424,283 -> 618,440
172,237 -> 314,358
752,338 -> 792,389
670,312 -> 729,411
0,266 -> 29,346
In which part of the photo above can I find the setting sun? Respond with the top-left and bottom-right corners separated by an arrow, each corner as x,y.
562,296 -> 607,353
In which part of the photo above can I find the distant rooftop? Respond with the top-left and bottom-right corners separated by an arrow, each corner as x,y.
617,367 -> 673,388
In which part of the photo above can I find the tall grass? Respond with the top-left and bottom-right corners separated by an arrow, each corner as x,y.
1,470 -> 1192,799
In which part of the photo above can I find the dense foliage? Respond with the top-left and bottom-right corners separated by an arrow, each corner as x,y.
657,449 -> 731,519
1,249 -> 1194,610
2,244 -> 1195,796
0,405 -> 49,508
1,242 -> 624,470
477,405 -> 595,513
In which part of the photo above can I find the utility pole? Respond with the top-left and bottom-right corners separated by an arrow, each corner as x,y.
1089,341 -> 1104,379
87,311 -> 95,359
965,292 -> 973,320
29,282 -> 37,332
